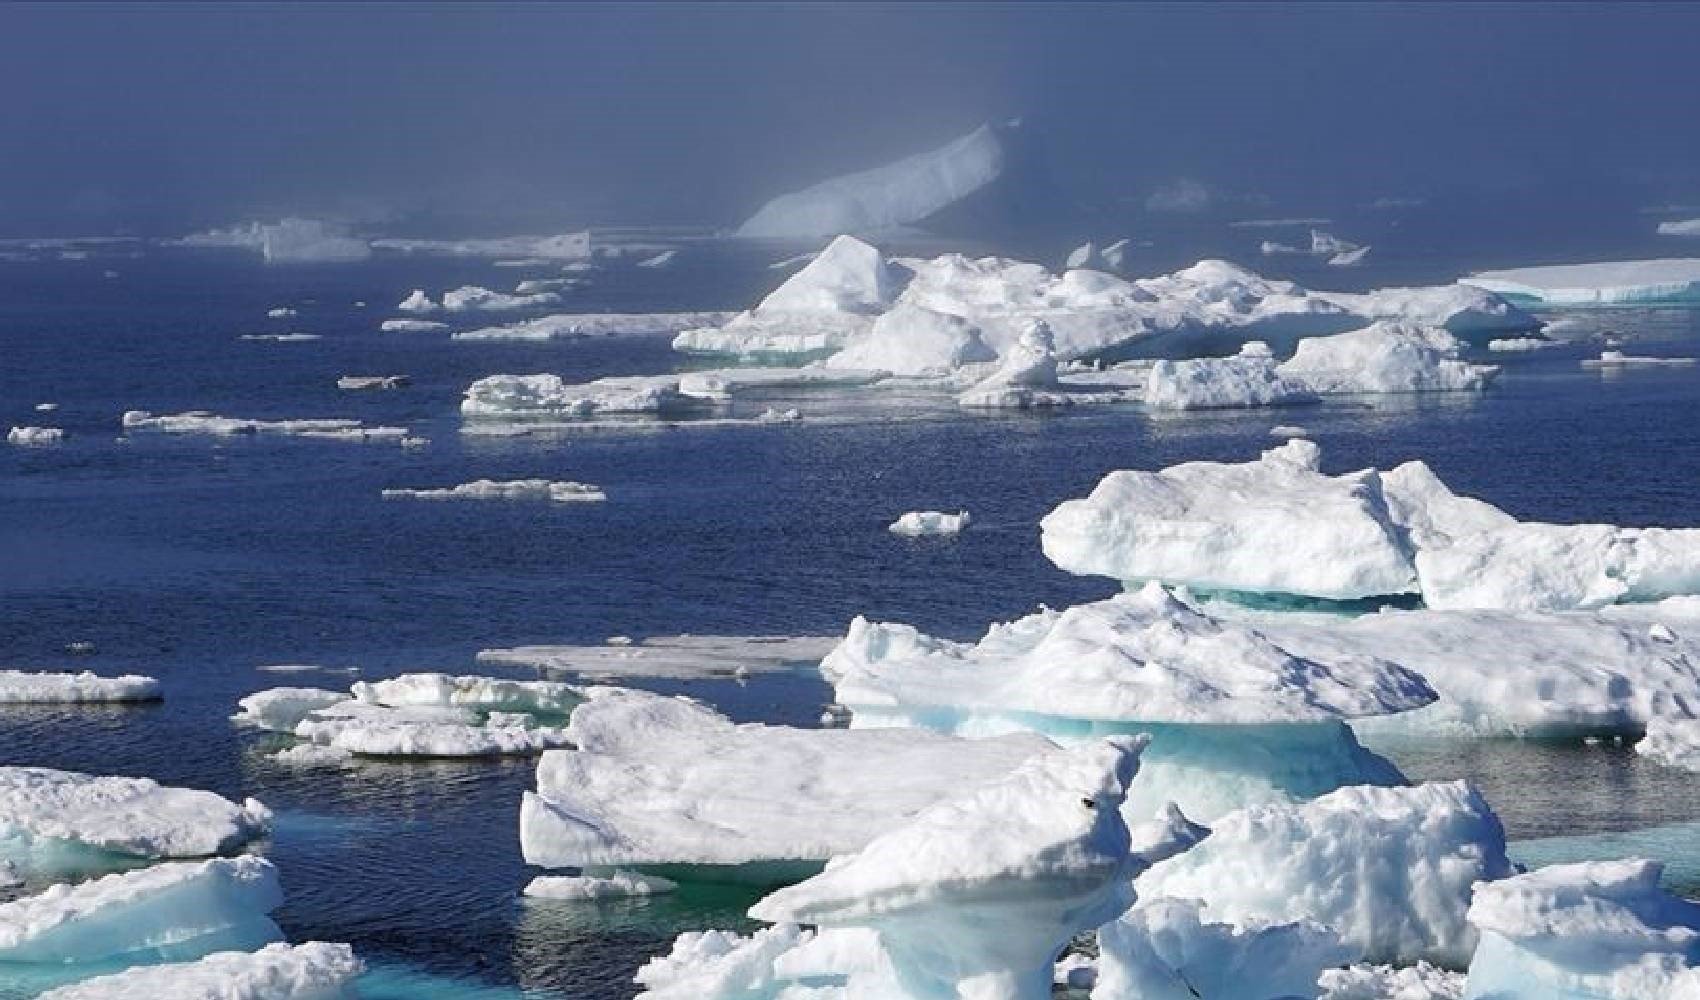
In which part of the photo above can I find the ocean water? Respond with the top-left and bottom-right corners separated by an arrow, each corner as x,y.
3,244 -> 1700,996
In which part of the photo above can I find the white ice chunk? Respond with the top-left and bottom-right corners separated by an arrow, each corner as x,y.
637,250 -> 676,269
520,687 -> 1054,870
267,745 -> 354,769
523,871 -> 677,900
439,285 -> 561,313
956,318 -> 1082,408
265,308 -> 296,319
395,290 -> 436,314
1464,259 -> 1700,306
1330,246 -> 1373,267
350,673 -> 585,716
452,311 -> 734,341
1143,342 -> 1307,410
380,480 -> 605,503
0,768 -> 270,861
0,671 -> 159,704
121,411 -> 407,444
379,318 -> 447,332
372,232 -> 590,259
231,688 -> 347,733
1658,219 -> 1700,237
36,941 -> 363,1000
1488,336 -> 1559,352
1318,962 -> 1466,1000
8,426 -> 66,446
334,376 -> 408,391
293,701 -> 571,758
887,510 -> 970,537
1137,781 -> 1511,966
476,634 -> 840,682
1281,322 -> 1497,394
460,373 -> 697,419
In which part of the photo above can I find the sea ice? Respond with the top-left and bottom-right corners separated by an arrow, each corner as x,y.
452,311 -> 734,341
230,688 -> 348,733
475,634 -> 840,682
1488,336 -> 1559,352
371,232 -> 590,259
395,290 -> 436,314
36,941 -> 363,1000
1464,259 -> 1700,306
1143,342 -> 1307,410
1330,246 -> 1373,267
459,374 -> 700,419
637,250 -> 676,268
438,285 -> 562,313
378,318 -> 445,333
956,318 -> 1082,408
1137,781 -> 1511,966
1093,898 -> 1354,1000
1659,219 -> 1700,237
9,426 -> 66,445
1636,718 -> 1700,772
380,480 -> 606,503
887,510 -> 970,536
523,872 -> 677,900
238,334 -> 320,343
1066,239 -> 1135,273
121,411 -> 407,444
334,376 -> 407,391
292,701 -> 571,758
519,687 -> 1053,872
0,670 -> 160,704
0,767 -> 271,861
179,218 -> 370,263
1582,350 -> 1696,367
823,302 -> 997,376
1280,322 -> 1497,394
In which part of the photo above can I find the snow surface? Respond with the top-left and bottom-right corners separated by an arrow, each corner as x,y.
293,701 -> 571,758
0,767 -> 271,861
9,426 -> 66,445
476,634 -> 839,682
519,687 -> 1054,870
1138,781 -> 1511,966
523,872 -> 677,900
0,671 -> 159,703
888,510 -> 970,537
1464,259 -> 1700,306
737,123 -> 1007,239
1489,336 -> 1559,352
380,480 -> 605,503
460,374 -> 700,419
36,941 -> 363,1000
823,302 -> 996,376
452,311 -> 734,341
0,856 -> 282,963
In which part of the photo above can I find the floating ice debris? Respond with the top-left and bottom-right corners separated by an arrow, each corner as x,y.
460,373 -> 699,419
351,672 -> 585,715
1659,219 -> 1700,237
957,318 -> 1091,408
0,856 -> 283,964
1464,859 -> 1700,999
178,218 -> 371,263
378,318 -> 446,333
1138,782 -> 1510,966
523,872 -> 677,900
1488,336 -> 1559,352
399,435 -> 428,449
1094,897 -> 1354,1000
756,407 -> 801,423
887,510 -> 970,537
745,738 -> 1146,1000
0,670 -> 159,704
265,307 -> 296,319
371,232 -> 590,259
1044,439 -> 1700,610
1637,718 -> 1700,772
254,664 -> 358,675
825,583 -> 1426,820
769,251 -> 819,270
633,924 -> 876,1000
1233,217 -> 1334,229
64,642 -> 96,656
36,941 -> 364,1000
1330,245 -> 1373,267
8,426 -> 65,445
1270,424 -> 1311,437
476,634 -> 840,682
334,375 -> 408,391
520,687 -> 1053,871
0,767 -> 270,861
34,402 -> 58,412
1582,350 -> 1697,367
293,701 -> 571,758
437,285 -> 561,313
824,302 -> 997,376
452,310 -> 734,341
122,410 -> 406,443
237,333 -> 320,343
231,688 -> 347,733
395,290 -> 436,314
1464,259 -> 1700,306
380,480 -> 605,503
637,250 -> 676,269
737,122 -> 1010,239
1317,962 -> 1465,1000
267,744 -> 354,769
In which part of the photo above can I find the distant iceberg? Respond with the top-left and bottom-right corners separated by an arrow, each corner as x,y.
1657,218 -> 1700,236
177,218 -> 370,263
8,426 -> 65,446
380,480 -> 605,503
370,231 -> 590,260
1463,259 -> 1700,306
452,310 -> 734,342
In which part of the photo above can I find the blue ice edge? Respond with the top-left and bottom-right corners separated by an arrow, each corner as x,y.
1510,821 -> 1700,896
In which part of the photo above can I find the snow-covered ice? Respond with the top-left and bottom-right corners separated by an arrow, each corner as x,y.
380,480 -> 605,503
0,856 -> 283,964
523,872 -> 677,900
1137,781 -> 1511,966
1093,898 -> 1354,1000
1143,342 -> 1307,410
888,510 -> 970,536
452,311 -> 734,341
231,688 -> 347,733
1270,424 -> 1310,437
824,302 -> 997,376
956,319 -> 1089,408
1488,336 -> 1559,352
1330,246 -> 1373,267
519,687 -> 1053,871
0,767 -> 271,862
1281,322 -> 1497,394
378,318 -> 446,333
36,941 -> 363,1000
334,376 -> 407,391
292,701 -> 571,758
0,670 -> 160,704
1464,259 -> 1700,306
179,218 -> 370,263
478,635 -> 840,682
8,426 -> 66,446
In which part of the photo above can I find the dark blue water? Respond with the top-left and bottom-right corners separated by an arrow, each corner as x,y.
3,245 -> 1700,996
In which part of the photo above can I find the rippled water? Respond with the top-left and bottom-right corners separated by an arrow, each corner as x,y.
2,246 -> 1700,996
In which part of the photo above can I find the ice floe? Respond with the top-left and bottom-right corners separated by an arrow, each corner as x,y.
519,687 -> 1053,872
451,311 -> 734,341
1143,342 -> 1305,410
264,308 -> 296,319
957,318 -> 1103,408
6,426 -> 64,446
1138,782 -> 1510,966
0,856 -> 283,964
476,634 -> 840,682
334,375 -> 408,391
460,374 -> 700,419
1330,245 -> 1373,267
121,411 -> 407,443
888,510 -> 969,537
1582,350 -> 1697,367
523,872 -> 677,900
637,250 -> 676,269
371,232 -> 591,259
36,941 -> 363,1000
0,670 -> 159,704
378,317 -> 447,333
0,768 -> 270,863
238,334 -> 320,343
380,480 -> 606,503
1464,259 -> 1700,306
1488,336 -> 1559,352
179,218 -> 370,263
823,302 -> 997,376
1464,859 -> 1700,999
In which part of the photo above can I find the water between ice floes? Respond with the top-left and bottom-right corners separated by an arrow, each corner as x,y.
3,245 -> 1700,996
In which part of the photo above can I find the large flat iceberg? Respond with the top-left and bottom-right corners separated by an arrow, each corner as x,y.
0,767 -> 271,863
0,671 -> 160,704
1463,259 -> 1700,306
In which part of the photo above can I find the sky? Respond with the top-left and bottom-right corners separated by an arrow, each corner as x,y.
3,2 -> 1699,235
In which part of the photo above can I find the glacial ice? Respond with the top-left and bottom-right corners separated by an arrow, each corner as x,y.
476,634 -> 841,682
519,687 -> 1053,871
292,701 -> 572,758
523,872 -> 677,900
1143,343 -> 1307,410
746,738 -> 1146,1000
0,767 -> 271,861
1137,781 -> 1511,966
1464,859 -> 1700,999
888,510 -> 970,537
436,286 -> 562,313
121,411 -> 408,444
1464,259 -> 1700,306
1637,718 -> 1700,772
396,290 -> 436,314
736,122 -> 1008,239
9,426 -> 66,445
36,941 -> 364,1000
460,374 -> 700,419
1317,962 -> 1465,1000
0,670 -> 160,704
380,480 -> 606,503
0,856 -> 283,964
452,311 -> 735,341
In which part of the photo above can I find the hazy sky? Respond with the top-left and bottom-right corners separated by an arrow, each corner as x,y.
3,2 -> 1698,234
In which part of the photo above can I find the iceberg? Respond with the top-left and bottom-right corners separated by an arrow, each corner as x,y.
475,634 -> 840,682
395,290 -> 436,314
823,583 -> 1428,821
36,941 -> 363,1000
0,767 -> 271,862
0,856 -> 283,964
824,302 -> 997,376
120,411 -> 407,444
348,672 -> 585,715
292,701 -> 571,758
637,250 -> 676,268
438,285 -> 561,313
1582,350 -> 1697,367
452,311 -> 735,341
1137,781 -> 1511,966
334,375 -> 407,391
231,688 -> 348,733
1066,239 -> 1135,273
1488,336 -> 1559,352
1659,219 -> 1700,237
1093,898 -> 1354,1000
1463,259 -> 1700,306
736,123 -> 1009,239
888,510 -> 970,537
956,319 -> 1087,408
1317,962 -> 1465,1000
523,871 -> 677,900
1463,859 -> 1700,999
370,232 -> 590,259
746,738 -> 1146,1000
0,671 -> 160,704
1637,718 -> 1700,772
380,480 -> 606,503
9,426 -> 66,445
1330,246 -> 1373,267
519,687 -> 1053,873
1279,322 -> 1497,395
460,374 -> 700,419
265,308 -> 296,319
